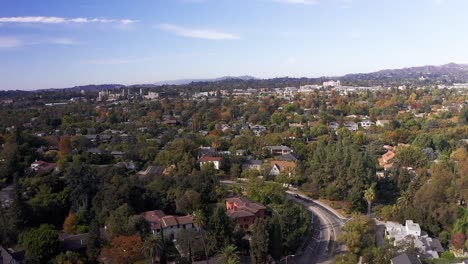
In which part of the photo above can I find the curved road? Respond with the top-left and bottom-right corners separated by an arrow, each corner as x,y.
285,191 -> 349,264
219,181 -> 349,264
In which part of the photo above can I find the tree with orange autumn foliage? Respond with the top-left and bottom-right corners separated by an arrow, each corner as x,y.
58,136 -> 72,158
63,212 -> 77,235
99,235 -> 142,264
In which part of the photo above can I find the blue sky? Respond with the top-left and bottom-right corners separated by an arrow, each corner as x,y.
0,0 -> 467,90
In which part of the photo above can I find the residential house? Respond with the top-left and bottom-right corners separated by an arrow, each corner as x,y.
360,120 -> 374,129
265,145 -> 293,156
241,160 -> 263,171
329,122 -> 339,130
289,123 -> 304,129
236,149 -> 247,156
251,125 -> 267,136
226,197 -> 266,228
278,152 -> 299,162
390,253 -> 422,264
197,156 -> 223,170
269,160 -> 297,176
376,120 -> 390,127
142,210 -> 195,239
385,220 -> 444,259
30,160 -> 56,174
379,148 -> 395,171
0,246 -> 24,264
344,121 -> 358,131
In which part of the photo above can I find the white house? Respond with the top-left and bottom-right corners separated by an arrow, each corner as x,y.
344,121 -> 358,131
197,156 -> 223,170
385,220 -> 444,259
376,120 -> 390,127
360,120 -> 374,129
329,122 -> 339,130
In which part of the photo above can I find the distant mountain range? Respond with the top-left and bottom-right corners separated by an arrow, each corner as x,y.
2,63 -> 468,96
339,63 -> 468,83
153,75 -> 257,85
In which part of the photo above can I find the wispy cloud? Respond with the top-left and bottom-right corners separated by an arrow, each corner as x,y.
0,16 -> 137,25
158,24 -> 239,40
0,36 -> 80,49
274,0 -> 318,5
48,38 -> 80,45
0,36 -> 21,48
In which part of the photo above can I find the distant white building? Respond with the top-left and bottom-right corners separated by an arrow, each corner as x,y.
144,92 -> 160,100
299,85 -> 320,93
323,80 -> 341,87
283,87 -> 298,96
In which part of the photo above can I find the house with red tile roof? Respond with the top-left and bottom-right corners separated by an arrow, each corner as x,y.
142,210 -> 195,239
226,197 -> 266,228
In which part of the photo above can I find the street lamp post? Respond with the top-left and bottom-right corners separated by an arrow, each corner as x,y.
285,254 -> 295,264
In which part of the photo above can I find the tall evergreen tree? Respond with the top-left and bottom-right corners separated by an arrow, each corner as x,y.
250,218 -> 270,264
268,215 -> 283,261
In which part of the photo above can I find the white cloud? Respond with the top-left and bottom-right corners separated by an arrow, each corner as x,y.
45,38 -> 80,45
0,16 -> 137,25
274,0 -> 318,5
0,36 -> 80,48
158,24 -> 239,40
0,36 -> 21,48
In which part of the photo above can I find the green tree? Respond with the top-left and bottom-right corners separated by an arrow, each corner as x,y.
250,218 -> 270,264
86,220 -> 101,261
193,209 -> 209,264
19,224 -> 60,263
54,251 -> 86,264
364,186 -> 376,218
338,214 -> 375,256
65,158 -> 98,210
208,206 -> 234,249
218,244 -> 240,264
268,215 -> 283,261
141,236 -> 165,264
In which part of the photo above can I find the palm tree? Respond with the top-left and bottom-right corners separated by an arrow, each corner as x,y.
364,186 -> 376,218
219,244 -> 240,264
141,237 -> 164,264
193,209 -> 209,264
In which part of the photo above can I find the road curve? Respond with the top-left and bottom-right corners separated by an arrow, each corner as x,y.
285,191 -> 348,264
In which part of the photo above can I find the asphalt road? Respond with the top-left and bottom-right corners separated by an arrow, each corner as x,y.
285,191 -> 349,264
218,180 -> 349,264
